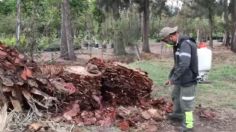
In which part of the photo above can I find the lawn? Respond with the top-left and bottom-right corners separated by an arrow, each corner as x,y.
129,59 -> 236,109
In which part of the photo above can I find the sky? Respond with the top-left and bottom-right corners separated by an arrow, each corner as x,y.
166,0 -> 183,9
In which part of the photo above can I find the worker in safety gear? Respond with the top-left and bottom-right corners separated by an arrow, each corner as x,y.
159,26 -> 198,132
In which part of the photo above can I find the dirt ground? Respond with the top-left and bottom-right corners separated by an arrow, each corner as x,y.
5,107 -> 236,132
11,42 -> 236,132
156,108 -> 236,132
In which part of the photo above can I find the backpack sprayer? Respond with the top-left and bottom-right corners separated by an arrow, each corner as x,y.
197,42 -> 212,83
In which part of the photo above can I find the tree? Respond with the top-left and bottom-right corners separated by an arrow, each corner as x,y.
60,0 -> 76,60
142,0 -> 150,53
134,0 -> 150,53
181,0 -> 222,48
150,0 -> 170,39
97,0 -> 130,19
21,0 -> 41,61
193,0 -> 219,48
222,0 -> 230,47
135,0 -> 169,52
133,0 -> 151,53
97,0 -> 130,55
70,0 -> 90,38
0,0 -> 16,36
98,0 -> 151,53
0,0 -> 15,15
17,0 -> 47,60
97,0 -> 169,54
230,0 -> 236,52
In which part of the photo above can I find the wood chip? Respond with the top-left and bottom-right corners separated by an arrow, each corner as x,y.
10,97 -> 22,112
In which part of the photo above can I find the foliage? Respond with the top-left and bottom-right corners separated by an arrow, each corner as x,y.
0,0 -> 230,54
117,10 -> 141,46
0,35 -> 26,47
0,0 -> 15,15
37,33 -> 59,51
98,9 -> 141,46
97,0 -> 130,19
0,14 -> 16,36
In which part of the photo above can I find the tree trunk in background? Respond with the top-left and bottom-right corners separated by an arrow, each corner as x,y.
114,32 -> 126,56
29,21 -> 36,62
16,0 -> 21,48
223,0 -> 230,47
196,29 -> 200,43
142,0 -> 150,53
60,2 -> 68,59
224,32 -> 230,47
157,15 -> 162,38
64,0 -> 76,60
209,22 -> 213,48
139,13 -> 143,42
231,0 -> 236,52
208,8 -> 213,48
232,28 -> 236,52
28,5 -> 37,62
60,0 -> 76,60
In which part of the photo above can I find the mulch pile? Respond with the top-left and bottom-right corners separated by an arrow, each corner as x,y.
0,42 -> 173,130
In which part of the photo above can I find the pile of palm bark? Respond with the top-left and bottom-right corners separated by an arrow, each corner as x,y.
89,58 -> 153,106
0,42 -> 103,116
55,98 -> 172,128
0,42 -> 175,131
0,42 -> 156,114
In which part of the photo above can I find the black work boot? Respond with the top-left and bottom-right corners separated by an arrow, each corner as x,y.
168,113 -> 184,121
180,127 -> 194,132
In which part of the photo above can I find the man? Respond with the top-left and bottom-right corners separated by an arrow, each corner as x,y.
159,26 -> 198,132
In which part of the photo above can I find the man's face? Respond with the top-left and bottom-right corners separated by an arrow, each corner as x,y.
163,35 -> 175,45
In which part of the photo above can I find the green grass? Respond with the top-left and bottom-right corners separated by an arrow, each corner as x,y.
129,59 -> 171,86
129,59 -> 173,98
198,65 -> 236,108
129,59 -> 236,109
